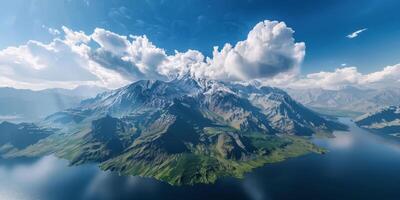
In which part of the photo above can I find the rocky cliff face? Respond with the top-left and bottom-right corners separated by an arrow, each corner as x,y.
45,76 -> 345,135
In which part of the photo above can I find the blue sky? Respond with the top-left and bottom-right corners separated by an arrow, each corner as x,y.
0,0 -> 400,90
1,0 -> 400,74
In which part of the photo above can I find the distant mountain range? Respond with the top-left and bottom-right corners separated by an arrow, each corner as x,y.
285,86 -> 400,116
0,86 -> 107,123
0,75 -> 346,185
355,105 -> 400,138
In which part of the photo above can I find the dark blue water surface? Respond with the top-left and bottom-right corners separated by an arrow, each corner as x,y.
1,118 -> 400,200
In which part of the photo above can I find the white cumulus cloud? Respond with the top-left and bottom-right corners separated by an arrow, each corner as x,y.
0,20 -> 306,90
0,21 -> 398,92
276,64 -> 400,90
89,20 -> 305,82
193,20 -> 305,81
0,27 -> 128,90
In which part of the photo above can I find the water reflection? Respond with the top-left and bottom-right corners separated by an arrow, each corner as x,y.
0,156 -> 97,200
1,118 -> 400,200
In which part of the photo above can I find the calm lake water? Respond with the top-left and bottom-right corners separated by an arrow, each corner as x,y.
1,118 -> 400,200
